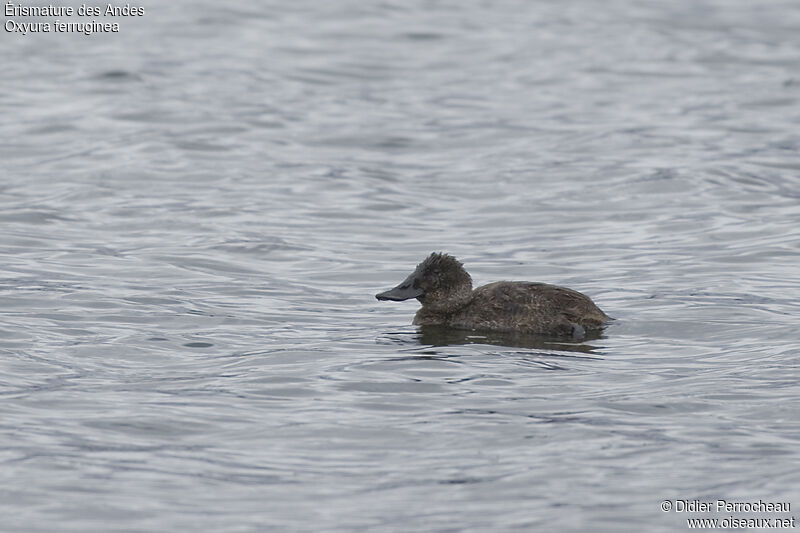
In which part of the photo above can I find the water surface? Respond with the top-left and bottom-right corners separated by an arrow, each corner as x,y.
2,1 -> 800,531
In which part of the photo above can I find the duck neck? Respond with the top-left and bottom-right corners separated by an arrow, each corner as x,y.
414,287 -> 473,324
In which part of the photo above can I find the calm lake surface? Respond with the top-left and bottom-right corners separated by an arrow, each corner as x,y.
2,1 -> 800,531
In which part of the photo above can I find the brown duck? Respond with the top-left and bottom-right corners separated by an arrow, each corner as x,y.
376,252 -> 610,338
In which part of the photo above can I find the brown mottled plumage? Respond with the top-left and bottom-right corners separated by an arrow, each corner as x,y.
376,253 -> 610,338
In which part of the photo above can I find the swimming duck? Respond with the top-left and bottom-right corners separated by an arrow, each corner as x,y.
375,252 -> 610,338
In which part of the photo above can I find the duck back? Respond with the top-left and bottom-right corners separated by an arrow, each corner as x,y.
418,281 -> 609,337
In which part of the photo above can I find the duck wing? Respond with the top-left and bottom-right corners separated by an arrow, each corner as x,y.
460,281 -> 609,335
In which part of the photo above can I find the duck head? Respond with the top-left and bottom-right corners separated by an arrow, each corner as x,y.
375,252 -> 473,314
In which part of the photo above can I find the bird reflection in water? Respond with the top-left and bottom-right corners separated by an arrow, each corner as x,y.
415,325 -> 604,354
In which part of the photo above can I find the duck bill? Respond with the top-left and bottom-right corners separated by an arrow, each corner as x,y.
375,273 -> 424,301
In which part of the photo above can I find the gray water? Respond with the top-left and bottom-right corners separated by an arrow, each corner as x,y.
2,1 -> 800,531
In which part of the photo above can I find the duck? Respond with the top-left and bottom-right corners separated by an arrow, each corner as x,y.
375,252 -> 610,338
